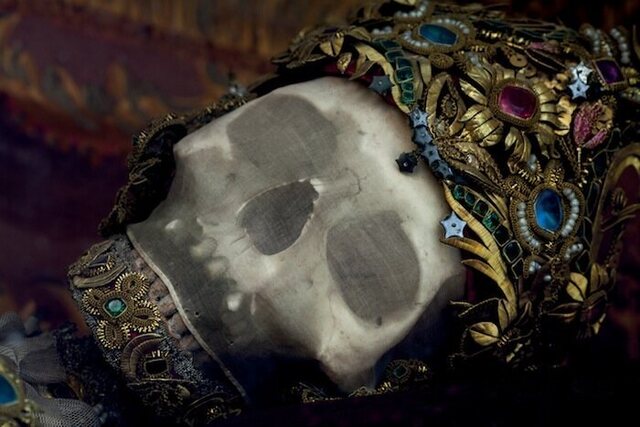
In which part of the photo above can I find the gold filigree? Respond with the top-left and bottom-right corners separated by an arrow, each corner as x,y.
458,59 -> 570,172
68,240 -> 127,289
82,272 -> 160,349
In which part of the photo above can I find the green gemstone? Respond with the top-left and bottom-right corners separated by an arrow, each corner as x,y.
452,185 -> 466,201
482,211 -> 500,232
401,90 -> 415,105
464,192 -> 477,208
396,67 -> 413,83
379,40 -> 400,50
473,200 -> 489,217
385,50 -> 404,61
105,298 -> 127,318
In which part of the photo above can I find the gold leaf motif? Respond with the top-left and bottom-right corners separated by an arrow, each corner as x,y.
130,302 -> 161,333
442,185 -> 517,317
337,52 -> 352,74
567,273 -> 588,302
470,322 -> 500,346
116,272 -> 149,300
97,320 -> 129,350
459,79 -> 487,105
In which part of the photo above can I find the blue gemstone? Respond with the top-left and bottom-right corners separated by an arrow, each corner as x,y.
0,374 -> 17,406
534,189 -> 564,232
419,24 -> 458,46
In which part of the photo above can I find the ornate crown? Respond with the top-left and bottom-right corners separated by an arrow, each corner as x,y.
264,0 -> 640,369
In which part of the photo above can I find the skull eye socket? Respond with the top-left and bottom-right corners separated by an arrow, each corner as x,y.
238,180 -> 319,255
326,211 -> 420,321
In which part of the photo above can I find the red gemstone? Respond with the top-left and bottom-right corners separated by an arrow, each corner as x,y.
498,85 -> 537,120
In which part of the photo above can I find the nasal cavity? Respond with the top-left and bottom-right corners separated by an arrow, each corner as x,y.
239,180 -> 319,255
326,211 -> 420,321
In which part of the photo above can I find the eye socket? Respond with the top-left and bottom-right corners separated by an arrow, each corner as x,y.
326,210 -> 420,321
238,180 -> 319,255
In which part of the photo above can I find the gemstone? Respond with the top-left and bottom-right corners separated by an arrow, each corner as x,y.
464,192 -> 477,208
396,67 -> 413,82
482,211 -> 501,232
105,298 -> 127,318
0,375 -> 17,406
493,225 -> 510,246
594,59 -> 624,84
419,24 -> 458,46
503,241 -> 522,263
396,152 -> 418,173
534,189 -> 564,232
144,358 -> 169,376
473,200 -> 489,216
498,85 -> 538,120
453,185 -> 466,201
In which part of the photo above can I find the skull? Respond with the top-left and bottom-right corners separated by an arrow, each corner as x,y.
127,77 -> 465,395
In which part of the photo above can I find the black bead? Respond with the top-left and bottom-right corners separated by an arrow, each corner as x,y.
396,152 -> 418,173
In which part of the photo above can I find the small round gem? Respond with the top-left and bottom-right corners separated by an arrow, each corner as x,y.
498,85 -> 538,120
105,298 -> 127,318
534,189 -> 564,232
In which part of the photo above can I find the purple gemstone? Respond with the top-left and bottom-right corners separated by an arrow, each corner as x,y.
498,85 -> 537,120
595,59 -> 624,84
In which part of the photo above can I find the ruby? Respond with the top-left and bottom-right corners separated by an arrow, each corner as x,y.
498,85 -> 538,120
594,59 -> 624,84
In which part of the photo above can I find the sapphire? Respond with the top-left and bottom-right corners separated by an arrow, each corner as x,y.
534,189 -> 564,232
0,375 -> 17,406
419,24 -> 458,46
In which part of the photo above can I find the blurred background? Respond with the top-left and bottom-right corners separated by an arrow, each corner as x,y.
0,0 -> 639,362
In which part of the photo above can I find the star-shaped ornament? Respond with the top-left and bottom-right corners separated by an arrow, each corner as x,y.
368,75 -> 393,94
571,62 -> 593,84
440,212 -> 466,239
569,79 -> 589,99
409,107 -> 428,128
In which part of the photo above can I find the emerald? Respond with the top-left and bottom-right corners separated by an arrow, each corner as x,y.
105,298 -> 127,318
482,211 -> 500,232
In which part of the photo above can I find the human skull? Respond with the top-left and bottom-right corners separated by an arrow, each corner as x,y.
127,77 -> 465,395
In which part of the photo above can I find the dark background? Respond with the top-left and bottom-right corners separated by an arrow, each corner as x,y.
0,3 -> 639,421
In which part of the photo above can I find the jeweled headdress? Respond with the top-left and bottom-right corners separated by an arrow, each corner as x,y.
70,0 -> 640,422
261,0 -> 640,369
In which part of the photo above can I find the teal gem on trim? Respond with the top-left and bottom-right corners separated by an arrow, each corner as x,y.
419,24 -> 458,46
534,189 -> 564,232
105,297 -> 127,318
0,375 -> 17,406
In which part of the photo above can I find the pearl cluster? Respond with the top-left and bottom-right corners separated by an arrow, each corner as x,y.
395,1 -> 429,20
516,202 -> 542,250
527,260 -> 541,275
609,27 -> 631,65
563,241 -> 585,261
431,16 -> 471,36
582,26 -> 614,57
560,188 -> 581,238
402,30 -> 429,50
371,26 -> 393,36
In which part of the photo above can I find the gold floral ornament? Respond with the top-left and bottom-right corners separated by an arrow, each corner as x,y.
548,264 -> 612,339
82,272 -> 160,350
458,59 -> 570,171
